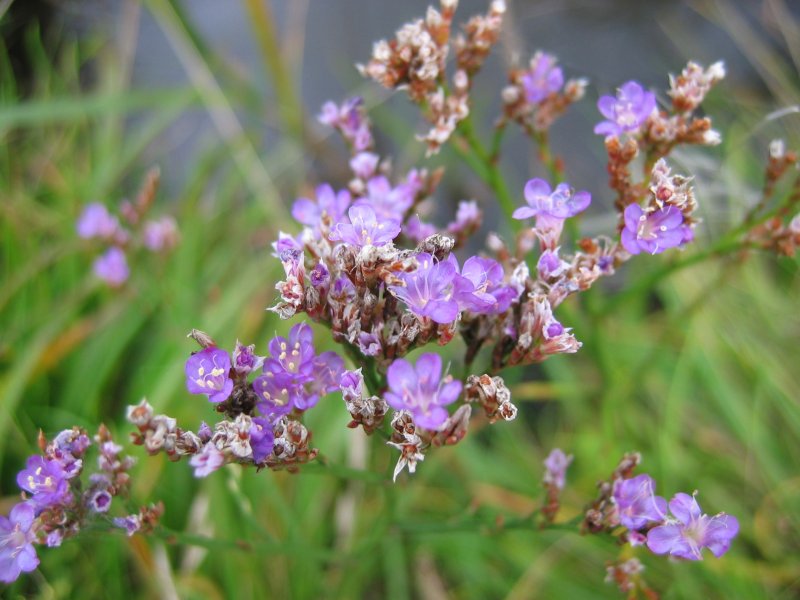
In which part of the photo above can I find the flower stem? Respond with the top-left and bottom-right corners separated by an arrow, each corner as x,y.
455,115 -> 520,231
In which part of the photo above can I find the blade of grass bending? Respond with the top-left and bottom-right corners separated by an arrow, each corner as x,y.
144,0 -> 286,222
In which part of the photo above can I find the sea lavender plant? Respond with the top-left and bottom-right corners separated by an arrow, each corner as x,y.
9,0 -> 800,591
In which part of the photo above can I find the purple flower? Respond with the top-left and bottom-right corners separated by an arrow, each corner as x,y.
190,443 -> 225,478
87,489 -> 113,513
513,179 -> 591,221
253,323 -> 344,414
647,493 -> 739,560
184,347 -> 234,404
543,448 -> 573,490
142,216 -> 179,252
594,81 -> 656,137
446,200 -> 482,236
232,341 -> 264,376
388,253 -> 460,324
319,97 -> 373,151
613,474 -> 667,531
310,262 -> 330,289
271,231 -> 303,256
17,456 -> 70,508
76,202 -> 119,240
0,503 -> 39,583
340,369 -> 364,402
252,370 -> 296,419
355,176 -> 415,224
357,331 -> 382,356
350,152 -> 380,179
537,249 -> 567,279
522,52 -> 564,104
330,204 -> 401,247
93,247 -> 129,287
455,256 -> 517,315
292,184 -> 352,234
45,530 -> 63,548
264,322 -> 316,384
513,180 -> 590,249
301,351 -> 345,410
113,515 -> 141,537
621,204 -> 685,255
197,422 -> 212,442
385,353 -> 462,430
250,417 -> 275,463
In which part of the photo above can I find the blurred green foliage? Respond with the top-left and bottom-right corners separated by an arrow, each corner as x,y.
1,1 -> 799,598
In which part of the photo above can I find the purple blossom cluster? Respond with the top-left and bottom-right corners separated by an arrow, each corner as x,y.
0,426 -> 155,583
76,170 -> 178,286
180,324 -> 343,477
612,474 -> 739,560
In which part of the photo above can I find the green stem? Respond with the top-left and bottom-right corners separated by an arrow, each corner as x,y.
455,115 -> 519,231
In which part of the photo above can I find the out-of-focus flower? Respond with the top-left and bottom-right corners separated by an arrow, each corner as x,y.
521,52 -> 564,103
76,203 -> 120,240
543,448 -> 573,490
385,353 -> 462,430
613,474 -> 667,530
330,205 -> 401,247
594,81 -> 656,137
0,503 -> 39,583
142,216 -> 179,252
292,184 -> 352,236
647,493 -> 739,560
92,247 -> 129,287
190,443 -> 225,478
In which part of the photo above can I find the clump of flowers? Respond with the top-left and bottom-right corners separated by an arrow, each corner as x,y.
0,426 -> 162,583
76,168 -> 178,286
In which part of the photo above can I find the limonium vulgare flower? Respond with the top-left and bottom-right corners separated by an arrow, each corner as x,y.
455,256 -> 517,314
613,474 -> 668,530
292,183 -> 352,237
0,503 -> 39,583
76,202 -> 120,240
621,204 -> 686,255
92,246 -> 129,287
647,493 -> 739,560
184,346 -> 234,403
16,456 -> 71,508
543,448 -> 573,491
521,51 -> 564,103
512,178 -> 591,248
388,252 -> 461,324
330,204 -> 401,247
385,352 -> 462,430
594,80 -> 657,137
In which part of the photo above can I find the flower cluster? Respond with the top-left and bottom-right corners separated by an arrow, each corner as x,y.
155,324 -> 344,476
502,51 -> 588,133
0,426 -> 159,583
359,0 -> 506,154
76,168 -> 178,286
582,453 -> 739,561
